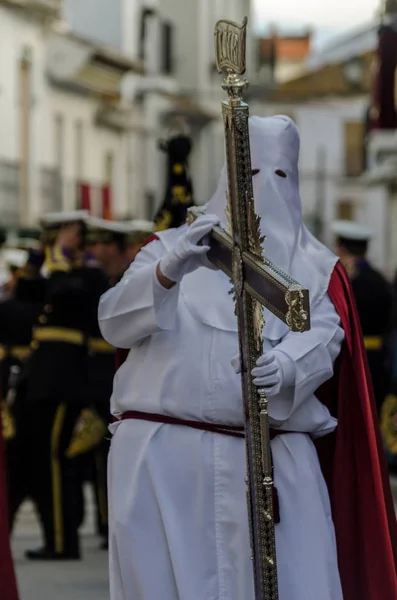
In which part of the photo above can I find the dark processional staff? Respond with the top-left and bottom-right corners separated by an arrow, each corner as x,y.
99,16 -> 397,600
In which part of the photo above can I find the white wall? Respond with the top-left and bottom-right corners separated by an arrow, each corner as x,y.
63,0 -> 122,50
0,6 -> 143,225
247,96 -> 393,269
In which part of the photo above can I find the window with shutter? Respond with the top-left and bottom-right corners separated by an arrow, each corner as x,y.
344,121 -> 364,177
162,22 -> 174,75
337,199 -> 355,220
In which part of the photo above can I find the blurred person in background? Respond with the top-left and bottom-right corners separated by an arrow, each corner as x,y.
380,266 -> 397,470
7,211 -> 109,561
155,117 -> 195,231
332,220 -> 393,413
84,217 -> 148,549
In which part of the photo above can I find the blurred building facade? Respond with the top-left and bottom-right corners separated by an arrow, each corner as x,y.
0,0 -> 144,228
63,0 -> 255,217
251,21 -> 396,272
257,27 -> 312,84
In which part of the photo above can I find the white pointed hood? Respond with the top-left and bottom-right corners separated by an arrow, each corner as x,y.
161,116 -> 338,340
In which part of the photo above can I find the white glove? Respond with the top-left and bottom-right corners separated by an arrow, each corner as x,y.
231,353 -> 242,374
159,214 -> 219,283
251,351 -> 295,397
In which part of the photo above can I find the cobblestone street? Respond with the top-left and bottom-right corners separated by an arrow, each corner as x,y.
11,479 -> 397,599
12,487 -> 109,600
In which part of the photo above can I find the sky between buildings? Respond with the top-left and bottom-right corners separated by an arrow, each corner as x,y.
254,0 -> 380,47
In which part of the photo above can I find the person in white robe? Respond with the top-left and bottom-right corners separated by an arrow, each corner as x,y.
98,116 -> 344,600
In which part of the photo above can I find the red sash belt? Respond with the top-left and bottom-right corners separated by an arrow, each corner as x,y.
119,410 -> 289,523
120,410 -> 285,441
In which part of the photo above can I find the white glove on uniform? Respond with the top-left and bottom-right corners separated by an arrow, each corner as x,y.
159,214 -> 219,283
251,351 -> 295,397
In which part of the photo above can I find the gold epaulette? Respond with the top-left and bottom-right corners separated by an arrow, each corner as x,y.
88,338 -> 116,354
363,336 -> 383,351
17,263 -> 40,280
381,394 -> 397,454
2,402 -> 16,441
0,344 -> 32,362
44,246 -> 71,274
32,326 -> 85,347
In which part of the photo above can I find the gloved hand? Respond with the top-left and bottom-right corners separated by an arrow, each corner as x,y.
231,353 -> 242,374
251,351 -> 295,397
159,214 -> 219,283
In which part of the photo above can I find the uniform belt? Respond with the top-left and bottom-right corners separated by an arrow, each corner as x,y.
33,326 -> 85,346
364,336 -> 383,351
88,338 -> 115,354
0,344 -> 31,361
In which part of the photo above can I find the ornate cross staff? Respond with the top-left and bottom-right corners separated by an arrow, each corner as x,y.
188,17 -> 311,599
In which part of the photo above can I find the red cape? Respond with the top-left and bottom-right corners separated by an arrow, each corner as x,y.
115,258 -> 397,598
0,411 -> 19,600
316,261 -> 397,599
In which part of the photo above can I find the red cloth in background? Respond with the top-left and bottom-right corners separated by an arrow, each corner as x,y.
0,411 -> 19,600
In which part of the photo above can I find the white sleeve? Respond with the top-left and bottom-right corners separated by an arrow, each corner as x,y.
267,292 -> 345,423
98,240 -> 180,348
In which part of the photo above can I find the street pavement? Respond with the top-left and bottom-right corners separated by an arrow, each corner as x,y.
12,486 -> 109,600
11,478 -> 397,599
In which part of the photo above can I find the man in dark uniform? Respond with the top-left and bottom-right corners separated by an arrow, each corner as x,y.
155,117 -> 195,230
85,217 -> 155,548
8,211 -> 109,560
332,220 -> 393,413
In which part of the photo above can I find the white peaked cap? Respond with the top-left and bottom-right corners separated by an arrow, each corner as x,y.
87,217 -> 155,234
123,220 -> 155,233
87,217 -> 130,234
39,210 -> 90,227
2,249 -> 28,268
331,220 -> 373,241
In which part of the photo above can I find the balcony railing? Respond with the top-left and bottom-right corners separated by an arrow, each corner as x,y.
0,0 -> 62,17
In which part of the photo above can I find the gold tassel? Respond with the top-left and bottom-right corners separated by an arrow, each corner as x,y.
65,408 -> 107,458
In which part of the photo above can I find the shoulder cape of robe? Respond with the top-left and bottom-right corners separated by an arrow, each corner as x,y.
115,244 -> 397,599
0,410 -> 19,600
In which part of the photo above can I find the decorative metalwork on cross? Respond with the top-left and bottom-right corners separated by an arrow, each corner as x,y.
188,17 -> 311,600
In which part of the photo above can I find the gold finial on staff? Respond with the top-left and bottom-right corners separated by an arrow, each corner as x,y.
214,18 -> 249,105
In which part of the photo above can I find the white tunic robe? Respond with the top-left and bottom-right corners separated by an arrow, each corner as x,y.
99,238 -> 345,600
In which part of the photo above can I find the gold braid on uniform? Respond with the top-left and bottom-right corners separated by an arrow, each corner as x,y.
155,209 -> 173,231
44,246 -> 72,274
51,403 -> 67,554
380,394 -> 397,454
17,263 -> 41,280
1,402 -> 16,441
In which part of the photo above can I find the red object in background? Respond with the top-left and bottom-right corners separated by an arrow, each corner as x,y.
102,186 -> 112,221
78,183 -> 113,219
316,262 -> 397,600
114,256 -> 397,599
80,184 -> 91,212
0,411 -> 19,600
